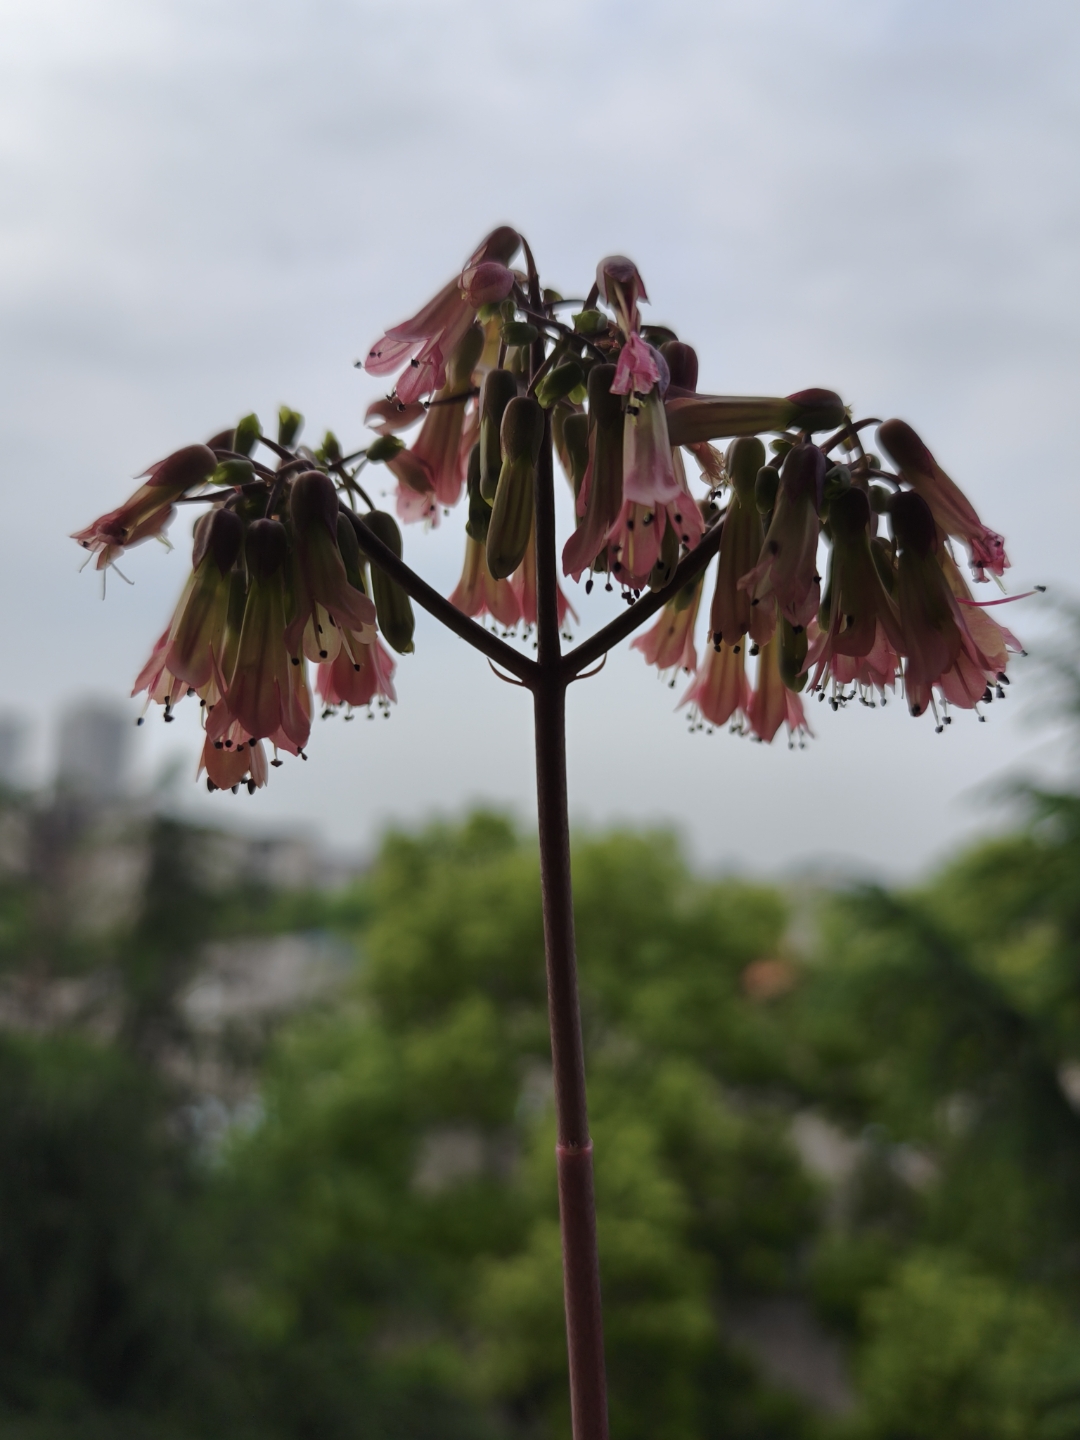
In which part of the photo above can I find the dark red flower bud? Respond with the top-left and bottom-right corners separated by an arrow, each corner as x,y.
780,442 -> 827,509
192,505 -> 244,574
245,518 -> 288,579
146,444 -> 217,490
660,341 -> 698,393
786,389 -> 846,434
289,470 -> 339,537
828,485 -> 871,542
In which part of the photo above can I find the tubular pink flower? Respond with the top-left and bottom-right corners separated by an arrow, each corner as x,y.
680,641 -> 751,729
199,720 -> 269,793
562,364 -> 624,583
611,333 -> 661,399
72,443 -> 217,570
622,389 -> 681,510
364,227 -> 519,404
878,419 -> 1009,582
364,397 -> 427,435
809,487 -> 904,692
132,630 -> 188,712
631,578 -> 701,677
739,443 -> 824,629
747,638 -> 812,745
163,508 -> 244,691
450,534 -> 522,630
387,448 -> 440,526
286,471 -> 377,653
406,325 -> 484,508
512,530 -> 576,631
316,632 -> 397,711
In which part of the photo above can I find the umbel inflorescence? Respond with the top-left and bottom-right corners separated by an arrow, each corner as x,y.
74,226 -> 1027,791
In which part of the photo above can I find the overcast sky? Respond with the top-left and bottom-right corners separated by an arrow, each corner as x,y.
1,0 -> 1077,877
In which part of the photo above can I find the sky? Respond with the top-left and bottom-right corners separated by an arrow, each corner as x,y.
1,0 -> 1077,878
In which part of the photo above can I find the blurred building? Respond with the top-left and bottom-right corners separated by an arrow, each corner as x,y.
0,715 -> 28,789
56,702 -> 131,800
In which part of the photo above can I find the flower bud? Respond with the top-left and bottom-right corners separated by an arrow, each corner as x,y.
587,362 -> 623,431
465,443 -> 489,543
461,261 -> 515,307
664,395 -> 795,446
501,321 -> 539,348
780,442 -> 827,509
319,430 -> 342,464
447,323 -> 486,389
890,490 -> 937,558
755,465 -> 780,515
193,505 -> 244,575
535,360 -> 586,410
245,518 -> 288,580
278,406 -> 304,448
234,414 -> 262,457
362,511 -> 415,654
479,369 -> 519,502
828,484 -> 870,542
336,512 -> 365,591
726,437 -> 766,499
561,413 -> 590,499
500,396 -> 545,465
290,470 -> 340,537
366,435 -> 406,463
146,444 -> 219,491
821,464 -> 852,510
786,389 -> 846,433
660,341 -> 698,393
474,225 -> 521,266
573,309 -> 608,335
869,484 -> 893,514
487,397 -> 544,581
209,457 -> 254,487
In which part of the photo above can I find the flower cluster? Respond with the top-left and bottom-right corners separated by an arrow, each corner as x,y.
78,413 -> 408,791
75,227 -> 1028,790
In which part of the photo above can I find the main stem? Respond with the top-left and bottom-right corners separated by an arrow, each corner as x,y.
533,413 -> 609,1440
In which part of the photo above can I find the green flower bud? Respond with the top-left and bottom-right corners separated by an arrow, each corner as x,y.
778,616 -> 808,692
535,360 -> 586,410
448,323 -> 485,389
755,465 -> 780,515
320,430 -> 343,465
649,522 -> 680,590
587,362 -> 623,431
573,309 -> 607,335
210,457 -> 254,487
821,464 -> 852,508
362,511 -> 415,654
277,406 -> 304,448
561,413 -> 590,499
192,505 -> 244,574
479,369 -> 518,503
487,397 -> 544,580
501,320 -> 539,348
465,443 -> 490,543
542,287 -> 563,305
366,435 -> 406,463
336,512 -> 366,592
234,413 -> 262,457
725,437 -> 767,499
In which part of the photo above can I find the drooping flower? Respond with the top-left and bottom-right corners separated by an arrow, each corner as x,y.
364,396 -> 427,435
809,486 -> 904,694
746,637 -> 812,745
316,632 -> 397,714
631,577 -> 702,680
364,227 -> 519,404
226,519 -> 312,749
709,438 -> 774,649
739,441 -> 825,629
890,491 -> 1007,719
563,364 -> 625,583
199,722 -> 269,794
878,419 -> 1009,582
162,507 -> 244,691
72,444 -> 218,569
402,324 -> 485,509
450,534 -> 522,630
681,641 -> 751,729
612,332 -> 661,400
607,416 -> 704,590
286,470 -> 377,653
596,255 -> 648,336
